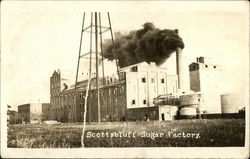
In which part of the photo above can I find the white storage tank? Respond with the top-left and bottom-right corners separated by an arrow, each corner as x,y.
221,94 -> 242,113
180,107 -> 196,117
180,93 -> 203,106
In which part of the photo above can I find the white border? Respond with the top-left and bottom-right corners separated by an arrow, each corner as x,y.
1,1 -> 249,158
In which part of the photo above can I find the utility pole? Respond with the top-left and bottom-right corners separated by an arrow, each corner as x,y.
95,12 -> 100,123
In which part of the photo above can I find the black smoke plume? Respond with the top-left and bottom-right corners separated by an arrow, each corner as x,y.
102,22 -> 184,68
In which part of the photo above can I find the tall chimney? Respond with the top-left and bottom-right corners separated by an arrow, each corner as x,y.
176,47 -> 184,90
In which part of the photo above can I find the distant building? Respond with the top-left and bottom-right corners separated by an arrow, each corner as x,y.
18,103 -> 49,124
189,57 -> 222,114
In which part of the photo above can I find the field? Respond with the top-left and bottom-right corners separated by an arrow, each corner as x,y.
8,119 -> 245,148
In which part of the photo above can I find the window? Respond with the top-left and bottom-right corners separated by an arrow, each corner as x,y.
151,78 -> 155,83
131,66 -> 138,72
143,100 -> 146,104
132,100 -> 136,104
80,103 -> 84,108
193,65 -> 196,70
161,79 -> 165,83
80,113 -> 83,120
142,78 -> 146,83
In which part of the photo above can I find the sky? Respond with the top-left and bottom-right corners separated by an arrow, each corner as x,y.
1,1 -> 249,111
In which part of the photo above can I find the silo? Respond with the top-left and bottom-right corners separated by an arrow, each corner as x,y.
180,93 -> 203,106
221,94 -> 241,113
179,93 -> 203,118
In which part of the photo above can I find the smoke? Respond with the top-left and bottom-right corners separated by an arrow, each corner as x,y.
102,22 -> 184,68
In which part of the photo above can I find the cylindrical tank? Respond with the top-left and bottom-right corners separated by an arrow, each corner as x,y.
180,107 -> 196,117
221,94 -> 241,113
180,93 -> 203,106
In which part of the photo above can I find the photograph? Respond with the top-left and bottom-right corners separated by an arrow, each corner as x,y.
1,1 -> 249,158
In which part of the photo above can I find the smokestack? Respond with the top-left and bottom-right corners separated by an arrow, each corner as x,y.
176,47 -> 184,90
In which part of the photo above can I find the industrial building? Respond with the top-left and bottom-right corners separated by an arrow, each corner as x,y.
49,54 -> 245,122
49,48 -> 182,122
49,61 -> 179,122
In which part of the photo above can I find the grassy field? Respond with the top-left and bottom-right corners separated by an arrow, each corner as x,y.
8,119 -> 245,148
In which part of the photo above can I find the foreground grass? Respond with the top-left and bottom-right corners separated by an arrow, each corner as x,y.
8,119 -> 245,148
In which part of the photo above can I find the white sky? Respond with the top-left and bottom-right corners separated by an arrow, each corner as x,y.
1,1 -> 249,110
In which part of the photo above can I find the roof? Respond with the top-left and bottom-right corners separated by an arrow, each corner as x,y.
119,61 -> 149,72
119,61 -> 166,72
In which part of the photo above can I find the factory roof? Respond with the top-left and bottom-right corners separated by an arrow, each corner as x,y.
119,61 -> 167,72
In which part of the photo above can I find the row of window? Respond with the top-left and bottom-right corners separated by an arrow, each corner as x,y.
141,77 -> 165,83
51,89 -> 60,97
131,99 -> 147,105
51,75 -> 60,82
51,98 -> 61,105
52,103 -> 84,109
51,82 -> 60,88
192,64 -> 217,70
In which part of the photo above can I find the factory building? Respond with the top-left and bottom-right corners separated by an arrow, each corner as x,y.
50,60 -> 179,122
49,54 -> 244,121
189,57 -> 222,114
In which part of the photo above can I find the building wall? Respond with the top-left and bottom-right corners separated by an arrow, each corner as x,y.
167,75 -> 178,94
88,83 -> 127,122
42,103 -> 51,121
18,104 -> 30,124
127,106 -> 159,121
158,105 -> 178,121
189,71 -> 200,92
124,62 -> 177,109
